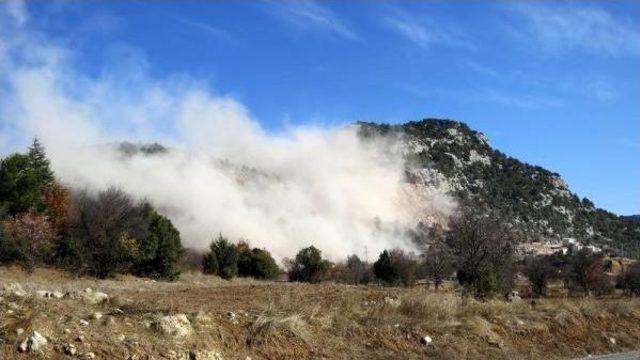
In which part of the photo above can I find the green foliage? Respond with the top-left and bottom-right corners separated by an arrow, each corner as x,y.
288,246 -> 331,283
202,234 -> 239,280
373,249 -> 418,286
237,247 -> 279,280
134,206 -> 185,280
373,250 -> 398,284
0,139 -> 55,217
562,248 -> 607,294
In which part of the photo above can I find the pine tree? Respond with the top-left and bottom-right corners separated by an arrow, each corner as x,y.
28,138 -> 54,186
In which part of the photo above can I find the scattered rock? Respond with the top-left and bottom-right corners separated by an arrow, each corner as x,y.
154,314 -> 193,338
420,335 -> 433,345
63,343 -> 77,355
64,328 -> 71,334
36,290 -> 51,298
18,331 -> 48,352
117,334 -> 126,342
16,328 -> 24,335
3,283 -> 27,298
92,312 -> 103,320
383,297 -> 401,308
81,290 -> 109,305
52,291 -> 65,299
506,291 -> 521,302
189,349 -> 224,360
80,319 -> 90,326
609,337 -> 616,345
76,335 -> 85,343
84,351 -> 96,359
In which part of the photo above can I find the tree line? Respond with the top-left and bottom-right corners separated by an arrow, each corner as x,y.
1,139 -> 638,298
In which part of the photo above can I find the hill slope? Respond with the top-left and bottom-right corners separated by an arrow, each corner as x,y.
358,119 -> 640,258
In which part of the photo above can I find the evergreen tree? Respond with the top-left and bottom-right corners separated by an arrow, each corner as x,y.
202,234 -> 238,280
373,250 -> 398,284
135,206 -> 185,280
0,139 -> 55,216
237,246 -> 279,280
28,138 -> 55,186
288,246 -> 331,283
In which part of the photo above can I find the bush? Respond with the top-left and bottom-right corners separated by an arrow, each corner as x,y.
585,261 -> 613,296
288,246 -> 331,283
344,254 -> 371,284
133,206 -> 185,280
446,209 -> 517,298
618,261 -> 640,296
1,213 -> 57,270
373,249 -> 418,286
523,255 -> 559,297
66,188 -> 149,278
202,234 -> 238,280
423,242 -> 454,289
237,245 -> 279,280
563,248 -> 605,294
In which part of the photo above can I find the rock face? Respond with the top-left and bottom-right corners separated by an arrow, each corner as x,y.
154,314 -> 193,338
18,331 -> 48,352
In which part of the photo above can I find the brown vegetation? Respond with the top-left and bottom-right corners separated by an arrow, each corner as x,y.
2,266 -> 640,360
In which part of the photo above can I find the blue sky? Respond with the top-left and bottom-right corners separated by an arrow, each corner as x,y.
2,1 -> 640,215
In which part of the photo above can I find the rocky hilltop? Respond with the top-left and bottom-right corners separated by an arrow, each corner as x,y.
358,119 -> 640,257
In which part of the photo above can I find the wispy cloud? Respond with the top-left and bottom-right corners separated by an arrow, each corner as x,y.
175,17 -> 232,42
5,0 -> 27,25
267,1 -> 358,40
381,7 -> 468,49
508,3 -> 640,56
464,61 -> 498,77
481,88 -> 564,109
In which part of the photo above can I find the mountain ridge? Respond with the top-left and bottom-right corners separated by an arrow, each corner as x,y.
358,118 -> 640,258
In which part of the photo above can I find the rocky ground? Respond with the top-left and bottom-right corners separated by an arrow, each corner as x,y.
1,266 -> 640,360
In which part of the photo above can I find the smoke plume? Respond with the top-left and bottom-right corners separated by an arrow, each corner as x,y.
0,2 -> 455,260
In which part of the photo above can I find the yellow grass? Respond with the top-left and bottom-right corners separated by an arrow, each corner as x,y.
1,266 -> 640,359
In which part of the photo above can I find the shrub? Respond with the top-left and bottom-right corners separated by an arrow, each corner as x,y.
423,242 -> 455,289
523,255 -> 558,297
202,234 -> 238,280
563,248 -> 604,294
237,246 -> 279,280
618,261 -> 640,296
344,254 -> 371,284
585,261 -> 613,296
134,206 -> 185,281
288,246 -> 331,283
1,213 -> 56,270
373,249 -> 418,286
66,188 -> 149,278
446,209 -> 517,298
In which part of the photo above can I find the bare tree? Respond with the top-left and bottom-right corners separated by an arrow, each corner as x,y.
446,208 -> 517,298
423,241 -> 454,290
68,187 -> 149,278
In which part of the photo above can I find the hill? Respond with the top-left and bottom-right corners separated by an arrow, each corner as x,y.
358,119 -> 640,258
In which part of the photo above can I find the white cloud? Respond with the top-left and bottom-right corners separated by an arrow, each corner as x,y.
382,7 -> 467,49
509,3 -> 640,56
267,0 -> 358,40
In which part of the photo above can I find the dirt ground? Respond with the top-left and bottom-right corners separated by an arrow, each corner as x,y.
1,266 -> 639,360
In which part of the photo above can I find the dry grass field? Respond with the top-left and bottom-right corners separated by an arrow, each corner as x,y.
1,266 -> 640,360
